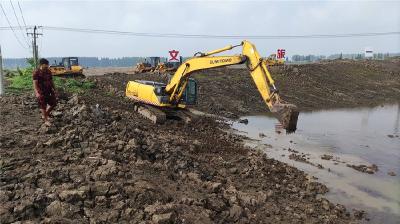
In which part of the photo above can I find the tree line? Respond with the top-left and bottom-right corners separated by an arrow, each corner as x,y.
3,53 -> 399,68
3,57 -> 166,69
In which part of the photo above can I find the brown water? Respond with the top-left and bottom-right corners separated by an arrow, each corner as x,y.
232,104 -> 400,223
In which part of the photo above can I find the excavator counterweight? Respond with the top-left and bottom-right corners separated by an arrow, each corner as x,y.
126,40 -> 299,133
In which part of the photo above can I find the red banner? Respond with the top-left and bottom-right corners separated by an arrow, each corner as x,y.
277,49 -> 286,59
169,50 -> 179,61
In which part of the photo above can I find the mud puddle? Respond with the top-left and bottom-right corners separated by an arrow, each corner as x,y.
232,104 -> 400,223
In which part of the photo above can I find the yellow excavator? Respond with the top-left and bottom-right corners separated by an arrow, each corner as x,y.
49,57 -> 84,77
126,40 -> 299,133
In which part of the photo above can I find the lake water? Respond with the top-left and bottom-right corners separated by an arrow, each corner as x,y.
232,104 -> 400,223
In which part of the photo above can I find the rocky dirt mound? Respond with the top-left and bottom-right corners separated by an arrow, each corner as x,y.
0,92 -> 358,223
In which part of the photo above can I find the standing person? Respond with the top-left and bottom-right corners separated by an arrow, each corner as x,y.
33,58 -> 57,126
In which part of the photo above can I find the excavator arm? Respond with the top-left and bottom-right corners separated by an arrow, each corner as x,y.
164,40 -> 299,132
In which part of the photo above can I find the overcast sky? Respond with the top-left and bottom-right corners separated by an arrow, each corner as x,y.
1,0 -> 399,58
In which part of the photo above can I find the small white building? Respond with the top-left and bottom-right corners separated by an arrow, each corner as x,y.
365,47 -> 373,59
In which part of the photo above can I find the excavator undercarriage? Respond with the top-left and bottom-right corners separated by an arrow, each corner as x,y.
131,102 -> 198,124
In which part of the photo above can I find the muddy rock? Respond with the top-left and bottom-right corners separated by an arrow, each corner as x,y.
0,190 -> 10,202
67,94 -> 80,105
229,204 -> 244,221
152,212 -> 176,224
228,167 -> 238,174
46,200 -> 81,218
91,181 -> 111,196
0,206 -> 14,223
58,190 -> 86,202
238,118 -> 248,124
387,171 -> 396,176
321,154 -> 334,160
204,182 -> 222,193
347,163 -> 378,174
93,160 -> 118,180
322,199 -> 331,211
353,209 -> 367,220
144,202 -> 176,214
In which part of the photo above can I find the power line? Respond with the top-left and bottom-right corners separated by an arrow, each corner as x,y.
17,1 -> 27,28
1,25 -> 400,40
0,3 -> 28,49
42,26 -> 400,39
9,0 -> 30,46
0,25 -> 31,30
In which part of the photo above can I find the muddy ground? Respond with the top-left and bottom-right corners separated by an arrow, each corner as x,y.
1,59 -> 399,223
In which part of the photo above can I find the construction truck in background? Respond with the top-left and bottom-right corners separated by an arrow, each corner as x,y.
265,54 -> 285,66
154,56 -> 183,74
49,57 -> 84,77
134,57 -> 161,74
126,40 -> 299,133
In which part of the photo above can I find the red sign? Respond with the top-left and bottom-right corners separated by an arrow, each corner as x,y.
277,49 -> 286,59
169,50 -> 179,61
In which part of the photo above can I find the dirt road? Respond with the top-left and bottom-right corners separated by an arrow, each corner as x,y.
1,59 -> 398,223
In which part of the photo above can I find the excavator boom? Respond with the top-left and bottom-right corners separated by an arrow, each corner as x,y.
126,40 -> 299,132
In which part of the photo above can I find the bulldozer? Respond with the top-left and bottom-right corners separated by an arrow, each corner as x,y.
134,57 -> 161,73
49,57 -> 84,77
126,40 -> 299,133
153,56 -> 183,74
265,54 -> 285,66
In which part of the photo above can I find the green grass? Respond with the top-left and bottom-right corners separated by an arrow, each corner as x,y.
6,69 -> 95,94
7,73 -> 34,92
53,77 -> 95,93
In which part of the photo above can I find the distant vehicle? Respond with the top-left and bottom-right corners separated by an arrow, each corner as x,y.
154,56 -> 183,74
365,47 -> 373,59
49,57 -> 84,77
134,57 -> 160,73
265,54 -> 285,66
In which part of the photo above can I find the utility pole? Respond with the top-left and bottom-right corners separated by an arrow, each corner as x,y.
27,26 -> 42,68
0,45 -> 4,96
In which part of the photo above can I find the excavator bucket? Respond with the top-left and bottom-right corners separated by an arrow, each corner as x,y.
271,103 -> 299,133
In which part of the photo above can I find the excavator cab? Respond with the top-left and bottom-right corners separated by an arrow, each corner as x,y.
62,57 -> 79,70
181,78 -> 197,105
149,57 -> 161,67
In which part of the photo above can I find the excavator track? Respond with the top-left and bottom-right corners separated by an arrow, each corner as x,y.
133,102 -> 198,124
166,108 -> 198,123
133,103 -> 166,124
